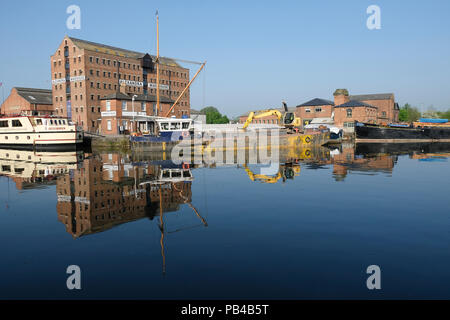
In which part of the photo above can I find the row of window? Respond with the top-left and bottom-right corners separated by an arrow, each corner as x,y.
305,107 -> 322,113
89,56 -> 140,71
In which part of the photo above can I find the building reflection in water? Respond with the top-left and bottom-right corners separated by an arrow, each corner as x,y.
2,142 -> 450,272
55,153 -> 204,274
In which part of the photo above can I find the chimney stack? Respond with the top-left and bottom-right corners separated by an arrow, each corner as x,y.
333,88 -> 349,106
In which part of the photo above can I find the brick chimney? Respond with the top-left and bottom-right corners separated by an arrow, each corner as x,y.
333,88 -> 349,106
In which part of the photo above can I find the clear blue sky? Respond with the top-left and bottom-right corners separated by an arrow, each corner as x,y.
1,0 -> 449,117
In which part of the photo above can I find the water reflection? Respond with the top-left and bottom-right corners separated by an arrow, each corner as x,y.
1,143 -> 450,275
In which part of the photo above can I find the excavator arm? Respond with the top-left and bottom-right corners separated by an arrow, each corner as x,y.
242,109 -> 283,130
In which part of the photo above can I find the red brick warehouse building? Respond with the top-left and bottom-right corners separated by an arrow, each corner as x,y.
51,36 -> 191,133
99,89 -> 174,135
0,87 -> 53,116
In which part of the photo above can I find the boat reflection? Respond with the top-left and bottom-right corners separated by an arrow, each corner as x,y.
0,149 -> 84,190
2,143 -> 450,273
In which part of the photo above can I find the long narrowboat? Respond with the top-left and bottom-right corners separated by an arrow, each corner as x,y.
0,115 -> 84,150
355,119 -> 450,143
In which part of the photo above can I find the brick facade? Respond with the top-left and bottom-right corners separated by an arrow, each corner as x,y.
0,87 -> 53,116
333,103 -> 378,131
99,90 -> 174,135
51,36 -> 191,133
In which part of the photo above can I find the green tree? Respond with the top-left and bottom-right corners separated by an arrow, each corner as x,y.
398,103 -> 421,122
437,109 -> 450,120
200,106 -> 230,124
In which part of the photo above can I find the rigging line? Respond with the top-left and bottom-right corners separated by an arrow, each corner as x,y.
172,182 -> 208,227
202,163 -> 209,220
202,63 -> 206,109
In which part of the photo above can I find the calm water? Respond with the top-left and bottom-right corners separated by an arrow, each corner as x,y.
1,143 -> 450,299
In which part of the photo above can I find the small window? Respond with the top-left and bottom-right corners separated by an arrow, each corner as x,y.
170,122 -> 180,130
346,108 -> 352,118
315,107 -> 322,112
0,120 -> 8,127
106,100 -> 111,111
107,120 -> 112,131
36,119 -> 42,125
305,108 -> 311,113
12,120 -> 22,127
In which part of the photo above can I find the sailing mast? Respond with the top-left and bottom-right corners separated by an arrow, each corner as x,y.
156,11 -> 160,116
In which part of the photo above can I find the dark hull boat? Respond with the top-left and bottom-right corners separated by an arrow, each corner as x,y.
355,122 -> 450,143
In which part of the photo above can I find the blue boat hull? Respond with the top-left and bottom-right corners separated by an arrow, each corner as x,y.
130,131 -> 191,143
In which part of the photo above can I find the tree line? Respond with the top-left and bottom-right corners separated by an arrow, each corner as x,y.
399,103 -> 450,122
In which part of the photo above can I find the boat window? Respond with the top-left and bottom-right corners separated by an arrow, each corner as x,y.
162,170 -> 170,178
50,120 -> 54,125
160,123 -> 169,131
12,120 -> 22,127
0,120 -> 8,127
183,170 -> 191,177
170,122 -> 180,130
172,171 -> 181,177
62,120 -> 66,125
36,119 -> 42,125
59,120 -> 63,125
182,122 -> 190,129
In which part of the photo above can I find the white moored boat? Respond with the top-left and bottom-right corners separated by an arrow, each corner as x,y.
0,115 -> 84,150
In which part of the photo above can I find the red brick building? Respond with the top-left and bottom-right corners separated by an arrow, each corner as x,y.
295,98 -> 335,126
349,93 -> 399,125
99,89 -> 174,135
0,87 -> 53,116
51,36 -> 191,133
332,89 -> 377,131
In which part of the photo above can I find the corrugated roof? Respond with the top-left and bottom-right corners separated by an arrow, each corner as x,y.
69,37 -> 181,67
335,100 -> 378,108
15,87 -> 52,105
349,93 -> 394,101
296,98 -> 334,107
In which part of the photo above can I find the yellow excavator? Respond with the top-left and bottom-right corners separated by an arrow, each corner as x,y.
243,163 -> 300,184
242,102 -> 302,132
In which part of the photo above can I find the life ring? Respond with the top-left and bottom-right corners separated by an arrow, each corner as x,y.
182,162 -> 190,169
303,135 -> 312,144
303,149 -> 312,158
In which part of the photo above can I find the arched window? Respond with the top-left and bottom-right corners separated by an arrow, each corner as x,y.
346,108 -> 352,118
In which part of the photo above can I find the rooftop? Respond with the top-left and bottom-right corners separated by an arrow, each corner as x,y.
296,98 -> 335,107
14,87 -> 53,105
349,93 -> 394,101
335,100 -> 378,108
68,37 -> 182,68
